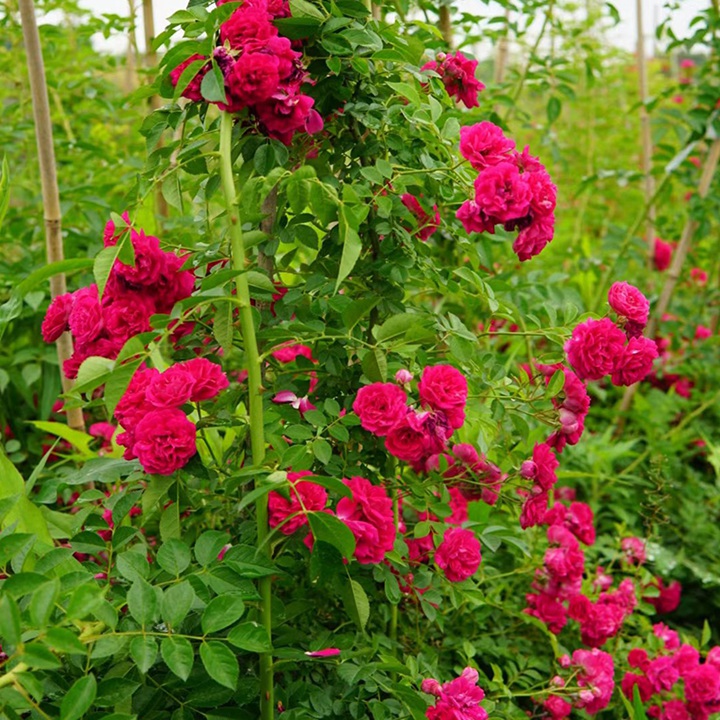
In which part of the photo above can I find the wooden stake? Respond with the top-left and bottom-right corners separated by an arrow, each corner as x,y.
616,138 -> 720,419
494,9 -> 511,85
142,0 -> 168,219
19,0 -> 84,432
439,5 -> 453,47
636,0 -> 656,267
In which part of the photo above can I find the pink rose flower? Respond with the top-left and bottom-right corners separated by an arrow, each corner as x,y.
418,364 -> 468,424
181,358 -> 230,401
610,336 -> 658,386
42,293 -> 74,342
513,215 -> 555,261
565,317 -> 626,381
621,537 -> 647,565
169,54 -> 210,103
459,122 -> 515,170
572,648 -> 615,715
423,51 -> 485,108
519,491 -> 549,529
115,230 -> 166,288
352,382 -> 408,437
473,161 -> 532,224
102,293 -> 154,341
115,366 -> 160,430
226,52 -> 280,107
385,412 -> 435,466
654,238 -> 674,271
521,443 -> 559,491
685,665 -> 720,704
621,673 -> 653,702
68,285 -> 104,344
423,667 -> 488,720
434,527 -> 482,582
608,282 -> 650,326
132,408 -> 197,475
400,193 -> 440,241
336,477 -> 395,564
647,655 -> 680,693
146,365 -> 194,408
268,471 -> 328,535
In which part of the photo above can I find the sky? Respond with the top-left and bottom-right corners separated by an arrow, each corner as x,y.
74,0 -> 708,56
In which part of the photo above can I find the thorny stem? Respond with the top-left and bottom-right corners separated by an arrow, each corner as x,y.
219,111 -> 274,720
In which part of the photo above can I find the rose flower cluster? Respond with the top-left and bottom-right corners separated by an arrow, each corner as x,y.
42,215 -> 195,379
268,473 -> 397,566
565,282 -> 658,386
422,667 -> 489,720
524,492 -> 639,649
352,364 -> 468,473
621,626 -> 720,720
456,121 -> 557,261
422,50 -> 485,108
170,0 -> 323,144
115,359 -> 229,475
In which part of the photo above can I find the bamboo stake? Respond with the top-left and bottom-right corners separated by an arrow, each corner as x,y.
616,138 -> 720,419
494,9 -> 511,84
439,5 -> 453,47
19,0 -> 84,432
142,0 -> 168,219
636,0 -> 656,268
125,0 -> 139,93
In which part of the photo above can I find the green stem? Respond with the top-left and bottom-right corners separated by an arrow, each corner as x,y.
219,111 -> 274,720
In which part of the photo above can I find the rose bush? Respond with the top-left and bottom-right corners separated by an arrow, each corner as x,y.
0,1 -> 720,719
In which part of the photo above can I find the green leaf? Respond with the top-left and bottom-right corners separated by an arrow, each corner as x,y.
195,531 -> 230,566
387,81 -> 421,107
288,0 -> 325,20
702,619 -> 711,647
0,155 -> 10,229
546,96 -> 562,125
130,636 -> 158,674
162,175 -> 183,211
227,621 -> 272,652
27,422 -> 93,457
200,641 -> 239,690
342,296 -> 379,331
60,674 -> 97,720
161,636 -> 195,681
311,438 -> 332,464
162,581 -> 196,628
127,579 -> 159,627
30,578 -> 60,627
308,512 -> 356,559
0,595 -> 22,647
45,627 -> 86,655
201,64 -> 227,103
342,578 -> 369,630
361,348 -> 387,383
201,593 -> 246,634
157,540 -> 191,576
546,369 -> 565,398
335,204 -> 362,292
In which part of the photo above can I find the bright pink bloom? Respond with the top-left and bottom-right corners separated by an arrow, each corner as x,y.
434,527 -> 481,582
472,161 -> 532,224
572,648 -> 615,714
654,238 -> 674,271
353,383 -> 408,436
395,369 -> 413,384
423,667 -> 488,720
521,443 -> 558,491
513,215 -> 555,261
226,52 -> 280,107
608,282 -> 650,326
520,491 -> 549,529
690,267 -> 708,285
336,477 -> 395,564
525,592 -> 567,634
131,408 -> 197,475
621,537 -> 647,565
422,51 -> 485,108
42,293 -> 74,342
695,325 -> 712,341
401,194 -> 440,241
268,471 -> 328,535
68,285 -> 104,344
305,648 -> 340,658
418,364 -> 468,428
254,90 -> 323,146
611,336 -> 658,386
629,649 -> 650,671
459,122 -> 515,170
272,343 -> 314,364
621,673 -> 653,702
654,622 -> 680,650
115,230 -> 166,288
673,644 -> 700,676
179,358 -> 229,401
146,365 -> 194,408
685,665 -> 720,703
645,578 -> 682,614
169,54 -> 209,102
544,696 -> 572,719
565,317 -> 626,381
115,366 -> 160,430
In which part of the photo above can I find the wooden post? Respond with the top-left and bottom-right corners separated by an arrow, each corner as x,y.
142,0 -> 168,219
636,0 -> 656,267
439,5 -> 453,47
19,0 -> 85,431
125,0 -> 139,93
494,9 -> 511,84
